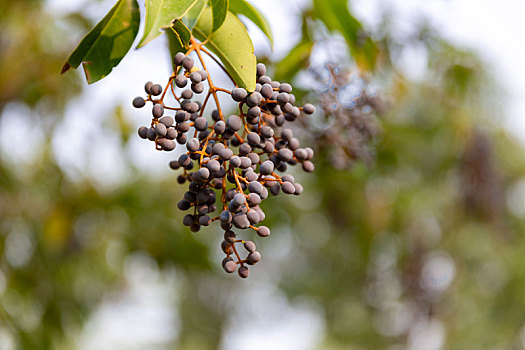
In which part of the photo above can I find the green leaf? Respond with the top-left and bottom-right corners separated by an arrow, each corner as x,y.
183,0 -> 207,29
211,0 -> 229,32
172,19 -> 192,47
193,9 -> 256,91
166,20 -> 191,71
61,0 -> 140,84
229,0 -> 273,46
274,40 -> 313,82
137,0 -> 200,48
313,0 -> 377,70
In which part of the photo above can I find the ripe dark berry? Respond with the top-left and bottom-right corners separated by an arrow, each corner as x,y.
303,103 -> 315,114
247,251 -> 261,264
138,126 -> 148,139
282,181 -> 295,194
247,193 -> 261,206
288,138 -> 300,150
206,159 -> 220,173
231,88 -> 248,102
182,56 -> 194,70
145,81 -> 153,94
152,104 -> 164,118
181,89 -> 193,99
219,148 -> 233,160
260,84 -> 273,98
279,83 -> 292,93
247,181 -> 263,195
159,116 -> 174,127
247,106 -> 261,119
258,75 -> 271,84
199,70 -> 208,81
150,84 -> 162,96
177,122 -> 190,133
227,115 -> 243,131
166,129 -> 177,140
174,52 -> 186,65
278,148 -> 293,162
220,210 -> 233,224
222,260 -> 236,273
224,230 -> 236,243
244,240 -> 256,252
238,266 -> 249,278
158,138 -> 176,151
277,93 -> 289,105
247,211 -> 260,224
256,63 -> 266,76
176,133 -> 187,144
196,167 -> 210,180
147,128 -> 156,141
257,226 -> 270,237
214,120 -> 226,134
133,96 -> 146,108
281,128 -> 293,141
302,160 -> 315,172
175,75 -> 187,88
259,160 -> 274,175
192,82 -> 204,94
199,215 -> 211,226
230,156 -> 241,168
190,72 -> 202,83
246,92 -> 262,107
186,138 -> 200,152
194,117 -> 208,131
293,183 -> 303,195
247,132 -> 260,146
154,123 -> 167,137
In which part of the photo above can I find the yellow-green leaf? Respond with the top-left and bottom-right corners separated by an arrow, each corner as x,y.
211,0 -> 229,32
137,0 -> 200,48
183,0 -> 207,29
193,9 -> 256,91
166,20 -> 191,71
229,0 -> 273,47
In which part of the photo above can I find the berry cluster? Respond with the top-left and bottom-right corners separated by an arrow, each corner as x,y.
309,65 -> 383,169
133,42 -> 315,278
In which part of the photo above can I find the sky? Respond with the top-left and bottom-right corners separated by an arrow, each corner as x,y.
18,0 -> 525,349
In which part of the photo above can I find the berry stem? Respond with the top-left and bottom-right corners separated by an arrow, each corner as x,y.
199,130 -> 215,166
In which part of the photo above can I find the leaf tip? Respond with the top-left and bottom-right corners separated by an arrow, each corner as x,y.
60,62 -> 71,75
135,38 -> 147,49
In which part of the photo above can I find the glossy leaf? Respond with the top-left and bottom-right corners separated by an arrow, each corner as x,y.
193,8 -> 257,91
166,20 -> 191,71
183,0 -> 207,29
137,0 -> 199,48
172,19 -> 192,47
229,0 -> 273,46
211,0 -> 229,32
61,0 -> 140,84
313,0 -> 377,70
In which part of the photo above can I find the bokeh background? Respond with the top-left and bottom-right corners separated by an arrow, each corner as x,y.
2,0 -> 525,349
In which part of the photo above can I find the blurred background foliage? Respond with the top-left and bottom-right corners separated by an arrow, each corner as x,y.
2,0 -> 525,349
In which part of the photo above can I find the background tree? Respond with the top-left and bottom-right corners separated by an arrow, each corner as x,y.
1,0 -> 525,349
